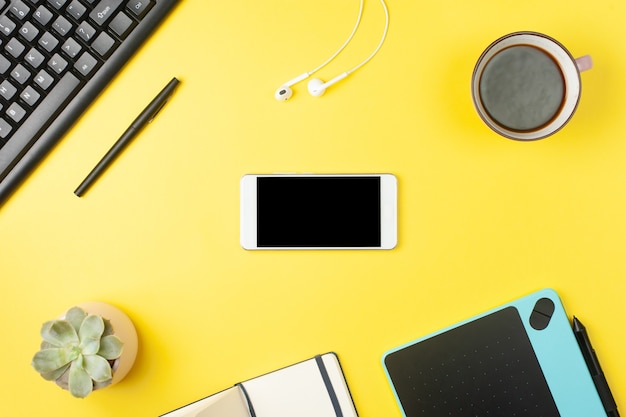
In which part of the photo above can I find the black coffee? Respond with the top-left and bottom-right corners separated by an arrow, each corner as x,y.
479,45 -> 565,132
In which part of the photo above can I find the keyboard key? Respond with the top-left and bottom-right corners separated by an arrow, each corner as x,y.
5,38 -> 26,58
39,32 -> 60,52
52,16 -> 72,37
0,15 -> 17,36
34,6 -> 54,26
34,70 -> 54,90
74,52 -> 98,76
127,0 -> 154,18
0,80 -> 17,100
92,32 -> 115,57
48,53 -> 68,74
11,64 -> 31,84
90,0 -> 124,26
19,22 -> 40,43
109,12 -> 134,38
76,21 -> 96,42
20,86 -> 41,107
24,48 -> 46,68
9,1 -> 31,21
67,1 -> 88,20
61,38 -> 82,58
7,103 -> 27,123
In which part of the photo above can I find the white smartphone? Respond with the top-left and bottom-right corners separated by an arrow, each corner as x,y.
240,174 -> 397,250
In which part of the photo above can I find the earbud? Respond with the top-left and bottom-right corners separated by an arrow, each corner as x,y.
307,73 -> 349,97
274,72 -> 311,101
274,86 -> 293,101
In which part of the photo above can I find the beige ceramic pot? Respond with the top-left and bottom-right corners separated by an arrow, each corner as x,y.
74,302 -> 138,386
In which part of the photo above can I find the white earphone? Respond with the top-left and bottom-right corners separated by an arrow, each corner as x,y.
306,73 -> 349,97
274,73 -> 311,101
275,0 -> 389,101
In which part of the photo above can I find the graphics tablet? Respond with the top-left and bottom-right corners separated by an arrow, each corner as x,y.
382,289 -> 606,416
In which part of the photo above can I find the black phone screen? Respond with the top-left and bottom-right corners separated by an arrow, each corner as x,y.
256,176 -> 381,247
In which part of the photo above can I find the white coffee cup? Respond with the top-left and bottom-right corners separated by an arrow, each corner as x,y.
471,32 -> 592,141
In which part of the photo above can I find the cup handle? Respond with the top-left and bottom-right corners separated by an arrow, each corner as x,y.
575,55 -> 593,72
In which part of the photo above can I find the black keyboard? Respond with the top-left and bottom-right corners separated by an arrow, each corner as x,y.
0,0 -> 179,205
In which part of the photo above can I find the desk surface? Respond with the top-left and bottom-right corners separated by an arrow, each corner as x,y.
2,1 -> 625,416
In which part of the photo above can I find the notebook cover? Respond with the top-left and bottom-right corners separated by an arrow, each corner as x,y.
160,353 -> 358,417
241,353 -> 358,417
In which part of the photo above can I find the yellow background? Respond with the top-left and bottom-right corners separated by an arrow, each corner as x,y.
1,0 -> 625,415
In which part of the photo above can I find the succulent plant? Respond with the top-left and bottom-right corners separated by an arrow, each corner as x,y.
31,306 -> 124,398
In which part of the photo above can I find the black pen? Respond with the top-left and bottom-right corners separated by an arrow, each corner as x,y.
74,77 -> 181,197
573,316 -> 620,417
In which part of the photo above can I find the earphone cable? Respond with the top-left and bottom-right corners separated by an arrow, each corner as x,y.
308,0 -> 365,75
346,0 -> 389,75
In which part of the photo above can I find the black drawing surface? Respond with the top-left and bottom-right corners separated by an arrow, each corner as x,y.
384,307 -> 560,416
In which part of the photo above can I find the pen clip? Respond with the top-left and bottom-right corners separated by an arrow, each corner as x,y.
148,99 -> 169,123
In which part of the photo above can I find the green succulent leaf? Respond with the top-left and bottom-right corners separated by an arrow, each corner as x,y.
40,363 -> 71,381
102,318 -> 114,337
79,315 -> 104,355
93,378 -> 113,390
83,354 -> 113,383
40,320 -> 79,348
97,335 -> 123,360
65,307 -> 87,333
32,348 -> 76,373
40,341 -> 55,350
68,358 -> 93,398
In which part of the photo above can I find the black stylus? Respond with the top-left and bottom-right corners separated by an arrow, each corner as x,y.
573,316 -> 620,417
74,77 -> 180,197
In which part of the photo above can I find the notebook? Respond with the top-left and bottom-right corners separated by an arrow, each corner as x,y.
382,289 -> 606,417
160,353 -> 359,417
